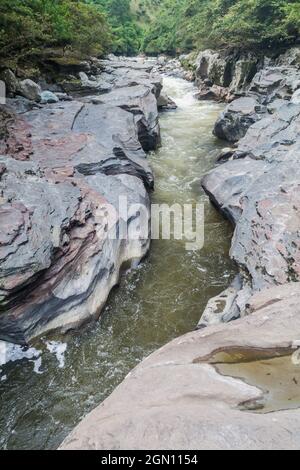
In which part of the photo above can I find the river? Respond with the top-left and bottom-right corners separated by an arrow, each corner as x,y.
0,76 -> 235,450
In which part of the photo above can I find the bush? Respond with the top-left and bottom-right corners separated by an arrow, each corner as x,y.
92,0 -> 143,55
0,0 -> 112,58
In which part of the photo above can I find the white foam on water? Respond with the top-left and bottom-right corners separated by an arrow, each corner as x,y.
33,357 -> 43,375
0,340 -> 40,366
0,340 -> 68,378
0,340 -> 42,379
46,341 -> 67,369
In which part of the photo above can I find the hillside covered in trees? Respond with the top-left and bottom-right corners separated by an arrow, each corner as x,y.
143,0 -> 300,54
0,0 -> 299,59
0,0 -> 112,58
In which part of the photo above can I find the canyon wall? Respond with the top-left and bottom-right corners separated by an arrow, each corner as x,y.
0,57 -> 162,344
59,47 -> 300,450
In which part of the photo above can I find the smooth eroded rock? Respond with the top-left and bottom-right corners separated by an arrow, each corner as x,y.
17,79 -> 42,102
213,97 -> 265,142
60,283 -> 300,450
0,57 -> 159,344
40,91 -> 59,104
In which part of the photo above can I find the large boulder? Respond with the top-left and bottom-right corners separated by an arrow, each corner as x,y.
229,54 -> 260,93
0,69 -> 19,96
0,155 -> 150,344
196,50 -> 233,88
0,58 -> 160,344
17,79 -> 42,102
213,97 -> 265,142
60,283 -> 300,450
40,91 -> 59,104
101,85 -> 160,152
87,84 -> 161,152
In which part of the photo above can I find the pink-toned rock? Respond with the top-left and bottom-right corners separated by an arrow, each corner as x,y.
60,284 -> 300,450
0,57 -> 161,344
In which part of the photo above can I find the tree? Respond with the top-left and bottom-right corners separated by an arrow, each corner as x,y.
91,0 -> 143,54
0,0 -> 112,58
143,0 -> 300,53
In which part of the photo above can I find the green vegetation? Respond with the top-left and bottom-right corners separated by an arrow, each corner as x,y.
142,0 -> 300,54
0,0 -> 299,60
0,0 -> 111,58
91,0 -> 142,54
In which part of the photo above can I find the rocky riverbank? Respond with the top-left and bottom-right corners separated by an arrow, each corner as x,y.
60,47 -> 300,450
61,282 -> 300,450
0,56 -> 163,344
199,46 -> 300,326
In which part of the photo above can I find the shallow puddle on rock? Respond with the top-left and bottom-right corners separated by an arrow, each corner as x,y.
216,354 -> 300,413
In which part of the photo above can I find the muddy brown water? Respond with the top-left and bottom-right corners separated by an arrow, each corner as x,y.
0,77 -> 236,449
217,355 -> 300,414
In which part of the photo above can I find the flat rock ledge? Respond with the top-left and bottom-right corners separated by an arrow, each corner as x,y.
0,57 -> 162,344
60,283 -> 300,450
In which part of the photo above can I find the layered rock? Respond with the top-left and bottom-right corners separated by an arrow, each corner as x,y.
86,84 -> 161,151
200,48 -> 300,141
60,283 -> 300,450
0,57 -> 161,344
213,97 -> 266,142
201,48 -> 300,325
60,57 -> 162,98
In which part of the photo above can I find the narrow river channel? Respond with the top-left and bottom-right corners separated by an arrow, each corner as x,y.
0,76 -> 236,450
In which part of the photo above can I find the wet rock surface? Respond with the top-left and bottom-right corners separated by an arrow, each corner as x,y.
213,97 -> 265,142
60,283 -> 300,450
210,55 -> 300,142
0,56 -> 162,344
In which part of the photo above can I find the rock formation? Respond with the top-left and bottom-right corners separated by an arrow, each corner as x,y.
60,283 -> 300,450
0,57 -> 162,344
59,48 -> 300,450
201,47 -> 300,326
194,49 -> 262,102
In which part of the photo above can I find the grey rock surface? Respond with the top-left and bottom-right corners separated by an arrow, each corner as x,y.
214,97 -> 265,142
213,56 -> 300,143
195,49 -> 260,95
40,91 -> 59,104
88,84 -> 161,151
202,48 -> 300,323
0,57 -> 162,344
17,79 -> 42,102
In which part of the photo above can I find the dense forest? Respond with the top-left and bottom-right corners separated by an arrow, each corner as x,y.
0,0 -> 299,59
0,0 -> 111,57
142,0 -> 300,54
